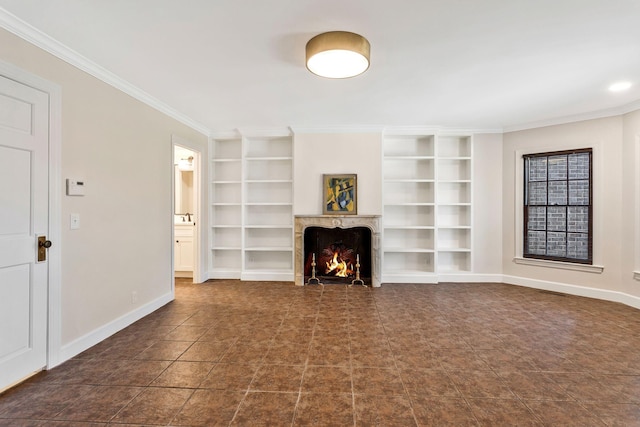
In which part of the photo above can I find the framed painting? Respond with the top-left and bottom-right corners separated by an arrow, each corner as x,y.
323,174 -> 357,215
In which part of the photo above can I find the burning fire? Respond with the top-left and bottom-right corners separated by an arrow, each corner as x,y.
325,251 -> 353,277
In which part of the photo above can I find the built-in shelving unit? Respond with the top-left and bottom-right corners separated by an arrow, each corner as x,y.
243,134 -> 294,279
210,136 -> 243,277
382,132 -> 472,283
209,131 -> 294,281
382,135 -> 437,282
436,135 -> 472,274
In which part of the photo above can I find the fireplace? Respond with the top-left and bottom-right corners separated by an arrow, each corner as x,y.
294,215 -> 381,287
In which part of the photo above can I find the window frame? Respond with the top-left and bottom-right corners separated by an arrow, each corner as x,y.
523,148 -> 593,265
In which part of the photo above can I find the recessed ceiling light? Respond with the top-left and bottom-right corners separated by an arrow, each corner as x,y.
609,81 -> 632,92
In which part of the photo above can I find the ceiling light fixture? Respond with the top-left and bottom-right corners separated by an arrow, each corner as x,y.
306,31 -> 370,79
609,81 -> 632,92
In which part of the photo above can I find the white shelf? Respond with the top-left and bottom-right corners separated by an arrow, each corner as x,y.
437,251 -> 471,272
212,138 -> 242,159
244,136 -> 292,158
383,251 -> 435,273
245,156 -> 293,161
245,179 -> 293,183
437,136 -> 471,157
245,246 -> 294,251
211,248 -> 241,271
213,162 -> 241,182
212,158 -> 242,163
384,202 -> 435,206
384,179 -> 435,183
384,225 -> 435,230
384,248 -> 435,253
245,202 -> 293,206
383,135 -> 434,157
244,250 -> 293,270
384,158 -> 434,181
245,158 -> 292,181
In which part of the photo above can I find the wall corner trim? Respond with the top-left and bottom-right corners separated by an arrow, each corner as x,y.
513,257 -> 604,274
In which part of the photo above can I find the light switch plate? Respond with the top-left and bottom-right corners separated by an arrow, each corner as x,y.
70,213 -> 80,230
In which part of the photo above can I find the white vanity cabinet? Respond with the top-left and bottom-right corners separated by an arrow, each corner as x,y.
175,224 -> 194,276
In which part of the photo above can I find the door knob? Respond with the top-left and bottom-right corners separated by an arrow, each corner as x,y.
37,235 -> 52,262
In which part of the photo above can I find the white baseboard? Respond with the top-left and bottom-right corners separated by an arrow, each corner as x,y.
240,271 -> 294,282
438,273 -> 504,283
57,292 -> 174,366
207,270 -> 240,280
503,275 -> 640,310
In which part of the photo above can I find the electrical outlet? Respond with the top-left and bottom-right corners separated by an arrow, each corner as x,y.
131,291 -> 138,304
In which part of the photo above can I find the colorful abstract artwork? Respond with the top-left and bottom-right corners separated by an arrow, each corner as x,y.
323,174 -> 357,215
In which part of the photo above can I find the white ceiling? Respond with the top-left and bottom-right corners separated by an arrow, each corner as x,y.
1,0 -> 639,133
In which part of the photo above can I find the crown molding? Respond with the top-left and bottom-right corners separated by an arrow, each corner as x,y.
0,7 -> 211,136
504,99 -> 640,133
237,127 -> 293,138
383,126 -> 503,136
209,130 -> 242,140
290,125 -> 385,134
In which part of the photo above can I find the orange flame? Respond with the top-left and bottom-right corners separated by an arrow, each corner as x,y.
325,251 -> 352,277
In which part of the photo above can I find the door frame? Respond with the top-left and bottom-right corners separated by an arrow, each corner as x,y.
0,60 -> 63,369
171,135 -> 203,284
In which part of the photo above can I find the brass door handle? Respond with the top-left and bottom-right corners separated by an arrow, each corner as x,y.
37,236 -> 52,262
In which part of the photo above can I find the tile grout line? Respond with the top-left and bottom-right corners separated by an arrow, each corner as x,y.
369,286 -> 421,427
290,284 -> 322,426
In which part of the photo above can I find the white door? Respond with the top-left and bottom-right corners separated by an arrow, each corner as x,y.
0,75 -> 49,390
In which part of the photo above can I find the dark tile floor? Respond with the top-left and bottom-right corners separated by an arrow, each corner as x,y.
1,280 -> 640,426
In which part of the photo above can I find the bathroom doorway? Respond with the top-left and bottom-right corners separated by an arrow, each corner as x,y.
172,138 -> 202,283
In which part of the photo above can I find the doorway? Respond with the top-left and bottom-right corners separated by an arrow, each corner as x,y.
172,138 -> 202,283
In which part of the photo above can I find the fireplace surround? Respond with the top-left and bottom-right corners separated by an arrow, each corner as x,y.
294,215 -> 381,287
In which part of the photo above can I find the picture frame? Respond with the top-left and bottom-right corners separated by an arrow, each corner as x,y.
323,174 -> 357,215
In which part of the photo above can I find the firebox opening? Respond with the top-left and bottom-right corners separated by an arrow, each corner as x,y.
304,226 -> 372,285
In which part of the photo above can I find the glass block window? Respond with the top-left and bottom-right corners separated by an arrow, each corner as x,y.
523,149 -> 592,264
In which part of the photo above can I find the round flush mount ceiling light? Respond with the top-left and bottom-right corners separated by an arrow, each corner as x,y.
609,81 -> 632,92
306,31 -> 370,79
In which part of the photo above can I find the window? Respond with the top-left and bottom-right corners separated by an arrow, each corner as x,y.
523,148 -> 592,264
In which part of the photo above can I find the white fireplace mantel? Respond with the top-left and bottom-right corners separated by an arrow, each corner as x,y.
294,215 -> 381,287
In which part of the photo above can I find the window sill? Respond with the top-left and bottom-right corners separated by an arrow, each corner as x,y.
513,257 -> 604,274
634,271 -> 640,281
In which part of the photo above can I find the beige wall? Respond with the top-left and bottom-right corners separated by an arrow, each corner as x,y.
502,116 -> 632,296
293,132 -> 383,215
473,134 -> 503,274
0,29 -> 208,349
